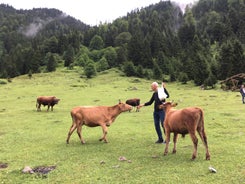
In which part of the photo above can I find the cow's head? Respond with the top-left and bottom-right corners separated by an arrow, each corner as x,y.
159,101 -> 178,110
54,98 -> 60,104
118,100 -> 132,112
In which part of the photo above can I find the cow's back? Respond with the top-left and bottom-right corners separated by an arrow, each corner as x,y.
126,98 -> 140,106
71,106 -> 109,127
167,107 -> 201,121
165,107 -> 202,134
37,96 -> 54,103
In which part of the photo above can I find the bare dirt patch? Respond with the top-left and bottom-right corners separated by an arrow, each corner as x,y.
22,165 -> 56,175
33,165 -> 56,174
0,162 -> 8,169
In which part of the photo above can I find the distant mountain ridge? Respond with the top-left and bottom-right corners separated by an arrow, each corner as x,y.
0,1 -> 244,88
0,4 -> 90,36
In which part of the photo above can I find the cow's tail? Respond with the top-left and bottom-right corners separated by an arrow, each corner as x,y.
197,107 -> 210,160
198,108 -> 205,130
70,111 -> 78,127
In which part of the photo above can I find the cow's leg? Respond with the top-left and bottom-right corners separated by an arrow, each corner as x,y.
66,123 -> 77,144
77,125 -> 85,144
99,125 -> 108,143
37,103 -> 41,111
51,106 -> 53,111
172,133 -> 178,154
197,129 -> 210,160
127,106 -> 132,112
189,132 -> 198,160
164,130 -> 170,156
47,104 -> 50,111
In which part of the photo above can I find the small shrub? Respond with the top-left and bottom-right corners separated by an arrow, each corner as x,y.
0,80 -> 7,85
178,72 -> 189,84
131,78 -> 141,83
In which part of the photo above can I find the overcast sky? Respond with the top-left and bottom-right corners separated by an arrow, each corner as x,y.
0,0 -> 197,26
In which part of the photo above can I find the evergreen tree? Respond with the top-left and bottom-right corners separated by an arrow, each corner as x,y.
123,61 -> 136,77
114,32 -> 132,47
116,46 -> 127,64
192,53 -> 209,85
46,53 -> 57,72
217,39 -> 245,79
231,39 -> 245,74
136,65 -> 144,78
152,60 -> 162,80
156,51 -> 169,74
178,8 -> 196,48
84,61 -> 96,78
191,36 -> 209,85
204,72 -> 217,89
58,34 -> 69,54
127,31 -> 145,66
103,46 -> 117,67
28,70 -> 32,79
63,45 -> 74,67
178,72 -> 189,84
96,57 -> 109,72
89,35 -> 104,50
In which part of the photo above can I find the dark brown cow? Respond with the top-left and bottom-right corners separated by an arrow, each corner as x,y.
126,98 -> 140,112
36,96 -> 60,111
159,102 -> 210,160
66,101 -> 132,144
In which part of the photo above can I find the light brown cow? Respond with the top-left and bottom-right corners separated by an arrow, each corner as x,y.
36,96 -> 60,111
66,101 -> 132,144
159,102 -> 210,160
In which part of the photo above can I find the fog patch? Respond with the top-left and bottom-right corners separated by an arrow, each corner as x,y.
19,13 -> 67,38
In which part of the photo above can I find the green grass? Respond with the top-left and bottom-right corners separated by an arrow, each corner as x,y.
0,68 -> 245,184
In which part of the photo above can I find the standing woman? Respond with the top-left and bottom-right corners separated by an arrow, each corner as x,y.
139,82 -> 169,143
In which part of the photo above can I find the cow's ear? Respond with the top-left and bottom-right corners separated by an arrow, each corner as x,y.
119,99 -> 121,104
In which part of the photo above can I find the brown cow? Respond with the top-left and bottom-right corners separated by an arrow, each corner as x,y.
126,98 -> 140,112
36,96 -> 60,111
66,101 -> 132,144
159,102 -> 210,160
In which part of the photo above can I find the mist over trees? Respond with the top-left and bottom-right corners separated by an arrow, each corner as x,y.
0,0 -> 244,87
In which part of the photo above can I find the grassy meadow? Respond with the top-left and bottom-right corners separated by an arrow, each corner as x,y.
0,68 -> 244,184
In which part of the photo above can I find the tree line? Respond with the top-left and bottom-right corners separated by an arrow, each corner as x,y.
0,0 -> 244,87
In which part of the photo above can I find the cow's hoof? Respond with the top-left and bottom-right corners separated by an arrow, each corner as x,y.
164,152 -> 168,156
172,150 -> 176,154
206,155 -> 210,160
191,155 -> 196,160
